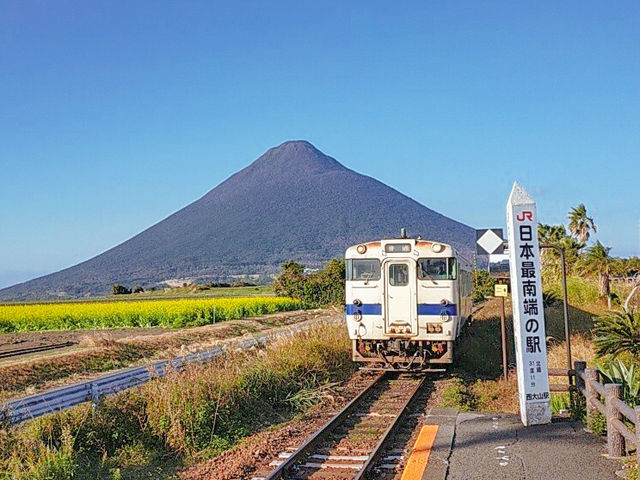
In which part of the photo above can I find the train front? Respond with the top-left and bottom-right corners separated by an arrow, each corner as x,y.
345,238 -> 465,370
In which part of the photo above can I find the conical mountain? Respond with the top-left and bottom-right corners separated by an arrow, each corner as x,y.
0,141 -> 476,300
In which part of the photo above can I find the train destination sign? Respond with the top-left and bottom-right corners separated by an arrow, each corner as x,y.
506,182 -> 551,426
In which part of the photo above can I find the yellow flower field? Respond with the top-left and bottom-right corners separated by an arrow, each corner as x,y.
0,297 -> 304,332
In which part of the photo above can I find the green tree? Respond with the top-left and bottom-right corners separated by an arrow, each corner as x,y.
111,284 -> 131,295
537,223 -> 582,276
568,204 -> 597,244
273,259 -> 345,306
273,260 -> 305,299
580,241 -> 614,299
132,285 -> 144,293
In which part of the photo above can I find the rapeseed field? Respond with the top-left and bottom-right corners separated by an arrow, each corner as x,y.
0,297 -> 304,332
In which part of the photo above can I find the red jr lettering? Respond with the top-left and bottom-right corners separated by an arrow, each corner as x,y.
516,211 -> 533,222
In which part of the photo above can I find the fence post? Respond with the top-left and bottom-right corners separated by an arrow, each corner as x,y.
584,368 -> 599,422
574,361 -> 586,415
605,383 -> 625,457
635,406 -> 640,466
90,382 -> 100,410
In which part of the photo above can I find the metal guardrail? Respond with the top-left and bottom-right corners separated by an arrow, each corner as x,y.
0,320 -> 319,425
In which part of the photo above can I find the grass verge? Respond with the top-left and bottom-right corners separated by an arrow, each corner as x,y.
0,321 -> 354,479
441,293 -> 600,415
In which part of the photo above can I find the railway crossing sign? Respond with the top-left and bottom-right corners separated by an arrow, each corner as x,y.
476,229 -> 505,256
506,182 -> 551,426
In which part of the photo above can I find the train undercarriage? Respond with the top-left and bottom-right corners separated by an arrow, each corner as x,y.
352,338 -> 453,371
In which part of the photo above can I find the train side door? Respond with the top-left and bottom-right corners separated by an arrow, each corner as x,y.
383,260 -> 417,335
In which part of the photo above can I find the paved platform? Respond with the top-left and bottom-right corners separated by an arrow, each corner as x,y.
422,410 -> 620,480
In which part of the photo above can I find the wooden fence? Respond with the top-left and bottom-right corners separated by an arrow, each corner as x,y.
551,361 -> 639,462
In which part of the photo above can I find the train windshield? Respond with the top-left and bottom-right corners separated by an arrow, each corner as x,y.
418,258 -> 457,280
346,259 -> 381,281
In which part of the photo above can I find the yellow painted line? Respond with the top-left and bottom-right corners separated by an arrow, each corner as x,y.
401,424 -> 439,480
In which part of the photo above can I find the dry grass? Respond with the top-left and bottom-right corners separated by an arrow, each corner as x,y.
0,321 -> 354,480
443,290 -> 604,415
0,311 -> 331,401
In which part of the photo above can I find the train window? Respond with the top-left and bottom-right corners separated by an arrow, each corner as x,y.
418,258 -> 457,280
347,259 -> 381,281
388,264 -> 409,286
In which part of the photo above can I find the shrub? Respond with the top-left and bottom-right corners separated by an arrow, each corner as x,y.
111,284 -> 131,295
274,259 -> 345,306
593,310 -> 640,359
0,322 -> 354,477
132,285 -> 144,294
588,412 -> 607,437
596,358 -> 640,406
471,270 -> 496,302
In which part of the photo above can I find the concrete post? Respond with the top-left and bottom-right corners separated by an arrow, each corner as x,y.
605,383 -> 624,457
574,361 -> 586,415
584,368 -> 599,421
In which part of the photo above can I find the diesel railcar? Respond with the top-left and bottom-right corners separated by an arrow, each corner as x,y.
345,234 -> 473,370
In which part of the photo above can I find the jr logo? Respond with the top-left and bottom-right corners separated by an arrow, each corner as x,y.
516,211 -> 533,222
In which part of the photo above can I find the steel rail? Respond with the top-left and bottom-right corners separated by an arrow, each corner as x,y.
264,373 -> 426,480
0,342 -> 75,360
354,375 -> 425,480
264,371 -> 387,480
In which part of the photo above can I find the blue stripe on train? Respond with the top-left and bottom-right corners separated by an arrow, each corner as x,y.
417,303 -> 457,316
345,303 -> 457,316
345,304 -> 382,315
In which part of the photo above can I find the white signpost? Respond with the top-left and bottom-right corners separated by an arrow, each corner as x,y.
506,182 -> 551,426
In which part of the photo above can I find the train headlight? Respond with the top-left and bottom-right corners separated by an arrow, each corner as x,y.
356,245 -> 367,254
353,298 -> 362,306
432,243 -> 444,253
440,299 -> 449,306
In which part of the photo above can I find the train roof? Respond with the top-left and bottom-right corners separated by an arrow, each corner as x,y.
345,238 -> 473,269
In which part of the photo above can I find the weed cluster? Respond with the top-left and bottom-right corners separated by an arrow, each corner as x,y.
0,322 -> 354,479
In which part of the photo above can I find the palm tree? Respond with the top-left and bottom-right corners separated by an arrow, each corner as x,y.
580,241 -> 614,299
537,224 -> 583,275
568,204 -> 597,244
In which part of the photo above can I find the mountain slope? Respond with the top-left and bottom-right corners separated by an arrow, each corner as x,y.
0,141 -> 476,300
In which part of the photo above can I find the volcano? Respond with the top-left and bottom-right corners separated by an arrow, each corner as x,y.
0,141 -> 476,300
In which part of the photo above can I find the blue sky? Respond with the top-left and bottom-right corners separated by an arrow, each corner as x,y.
1,1 -> 638,288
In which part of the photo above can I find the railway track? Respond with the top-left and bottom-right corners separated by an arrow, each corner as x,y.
264,372 -> 426,480
0,341 -> 75,360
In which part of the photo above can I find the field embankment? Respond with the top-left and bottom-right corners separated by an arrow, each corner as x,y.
0,320 -> 355,480
0,296 -> 303,332
0,309 -> 332,402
